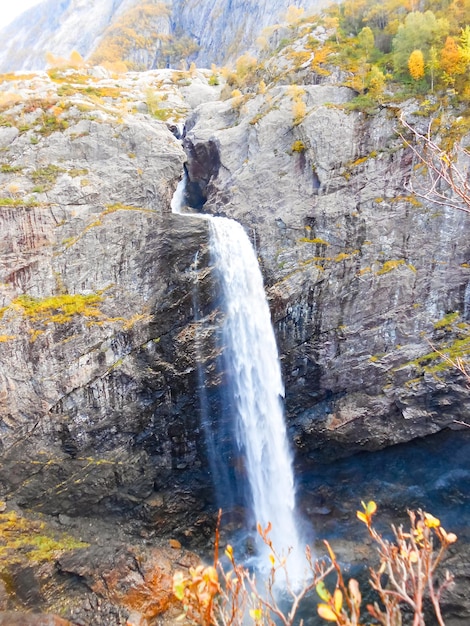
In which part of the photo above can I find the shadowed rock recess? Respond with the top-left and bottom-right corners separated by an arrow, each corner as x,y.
0,56 -> 468,622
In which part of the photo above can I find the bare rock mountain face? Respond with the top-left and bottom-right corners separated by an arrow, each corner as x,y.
0,0 -> 137,73
0,0 -> 330,73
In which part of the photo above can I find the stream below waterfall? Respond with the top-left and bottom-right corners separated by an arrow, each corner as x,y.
297,426 -> 470,544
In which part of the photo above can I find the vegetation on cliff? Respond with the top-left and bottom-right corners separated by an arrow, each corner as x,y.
89,1 -> 199,72
220,0 -> 470,114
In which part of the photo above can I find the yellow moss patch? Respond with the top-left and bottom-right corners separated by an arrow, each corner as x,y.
376,259 -> 406,275
48,69 -> 94,84
434,312 -> 460,330
31,164 -> 65,189
291,140 -> 306,153
350,155 -> 369,167
390,195 -> 422,207
13,293 -> 104,325
0,73 -> 37,83
0,198 -> 40,207
101,312 -> 152,331
0,335 -> 15,342
103,202 -> 154,215
0,509 -> 88,568
298,237 -> 330,245
399,317 -> 469,377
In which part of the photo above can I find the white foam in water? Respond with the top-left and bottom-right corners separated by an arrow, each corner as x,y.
210,216 -> 305,582
170,173 -> 187,213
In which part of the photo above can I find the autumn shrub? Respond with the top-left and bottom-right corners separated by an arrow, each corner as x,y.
287,85 -> 307,125
235,54 -> 258,84
291,140 -> 306,153
146,89 -> 172,120
173,503 -> 457,625
230,90 -> 245,111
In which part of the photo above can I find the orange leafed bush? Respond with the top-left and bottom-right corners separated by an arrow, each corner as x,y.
173,504 -> 457,625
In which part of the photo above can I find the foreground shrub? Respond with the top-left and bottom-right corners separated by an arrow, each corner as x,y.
173,503 -> 456,625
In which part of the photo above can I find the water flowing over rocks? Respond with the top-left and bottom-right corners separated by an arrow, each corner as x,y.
0,62 -> 468,622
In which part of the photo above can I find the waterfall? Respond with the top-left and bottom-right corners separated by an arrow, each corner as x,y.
209,217 -> 304,578
170,172 -> 187,213
465,282 -> 470,321
171,174 -> 304,580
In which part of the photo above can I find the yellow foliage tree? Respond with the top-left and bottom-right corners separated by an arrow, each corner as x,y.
367,65 -> 386,100
45,50 -> 86,70
408,49 -> 425,80
287,84 -> 305,100
89,1 -> 175,70
292,99 -> 307,126
235,54 -> 257,81
69,50 -> 85,68
440,36 -> 464,78
460,25 -> 470,66
311,44 -> 333,76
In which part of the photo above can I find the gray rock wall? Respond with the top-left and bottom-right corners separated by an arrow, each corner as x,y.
0,66 -> 468,541
172,0 -> 329,66
183,84 -> 470,462
0,0 -> 330,72
0,70 -> 221,535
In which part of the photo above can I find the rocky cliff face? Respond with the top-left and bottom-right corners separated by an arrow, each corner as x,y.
0,59 -> 468,527
183,85 -> 470,464
0,45 -> 469,623
0,0 -> 137,73
0,68 -> 227,539
172,0 -> 329,66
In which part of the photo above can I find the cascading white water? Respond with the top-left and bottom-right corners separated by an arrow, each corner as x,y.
171,173 -> 305,580
209,216 -> 304,579
170,173 -> 187,213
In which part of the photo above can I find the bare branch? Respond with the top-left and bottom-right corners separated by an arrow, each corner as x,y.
399,114 -> 470,215
426,338 -> 470,386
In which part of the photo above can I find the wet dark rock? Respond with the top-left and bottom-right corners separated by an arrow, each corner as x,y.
9,566 -> 42,610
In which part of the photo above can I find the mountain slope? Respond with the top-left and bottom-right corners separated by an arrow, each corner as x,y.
171,0 -> 329,66
0,0 -> 138,73
0,0 -> 331,72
